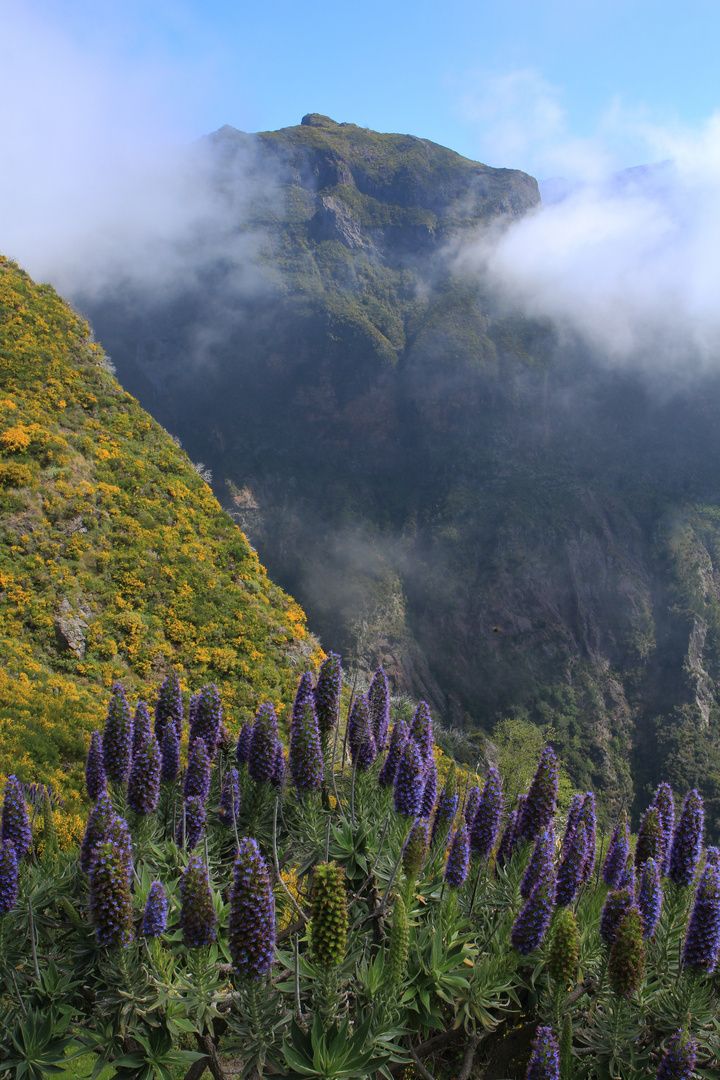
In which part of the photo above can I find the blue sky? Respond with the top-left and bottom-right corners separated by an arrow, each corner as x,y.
10,0 -> 720,174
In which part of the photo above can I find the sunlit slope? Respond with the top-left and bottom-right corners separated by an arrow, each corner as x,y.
0,255 -> 319,830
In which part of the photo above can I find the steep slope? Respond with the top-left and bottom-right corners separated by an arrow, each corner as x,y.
0,255 -> 319,839
78,116 -> 720,830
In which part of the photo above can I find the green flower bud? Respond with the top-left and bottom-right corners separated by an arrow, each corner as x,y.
608,907 -> 645,997
635,806 -> 662,868
309,862 -> 348,969
385,894 -> 409,987
559,1013 -> 573,1080
402,819 -> 429,883
546,906 -> 579,989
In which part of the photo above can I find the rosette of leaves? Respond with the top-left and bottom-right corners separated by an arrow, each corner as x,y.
314,652 -> 342,747
0,837 -> 18,914
444,822 -> 470,888
309,862 -> 348,968
102,683 -> 133,787
127,734 -> 161,815
668,789 -> 704,888
681,863 -> 720,972
189,683 -> 223,759
183,738 -> 211,804
511,871 -> 555,955
637,857 -> 662,939
378,718 -> 408,786
367,666 -> 390,751
393,740 -> 424,816
142,881 -> 168,938
1,775 -> 31,860
521,825 -> 554,900
469,766 -> 502,860
651,781 -> 675,876
218,768 -> 241,826
132,701 -> 152,757
88,838 -> 133,949
180,855 -> 217,948
228,837 -> 275,978
525,1025 -> 560,1080
289,689 -> 324,794
516,746 -> 558,844
248,703 -> 280,784
602,816 -> 630,888
635,806 -> 662,869
546,906 -> 579,988
409,701 -> 434,764
85,731 -> 107,801
154,668 -> 183,743
608,907 -> 645,996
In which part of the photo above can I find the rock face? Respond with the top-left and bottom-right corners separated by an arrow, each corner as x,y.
79,116 -> 720,829
54,597 -> 89,658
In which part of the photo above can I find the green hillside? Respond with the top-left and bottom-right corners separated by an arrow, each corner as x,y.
0,254 -> 320,841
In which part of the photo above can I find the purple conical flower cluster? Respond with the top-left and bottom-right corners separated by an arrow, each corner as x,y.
618,861 -> 636,897
578,793 -> 596,882
1,775 -> 31,860
142,881 -> 168,938
184,738 -> 211,804
682,863 -> 720,972
394,740 -> 424,816
378,718 -> 408,786
248,704 -> 280,784
180,856 -> 217,948
602,818 -> 630,888
600,887 -> 634,946
420,759 -> 437,818
635,806 -> 662,869
236,722 -> 252,765
469,766 -> 502,860
368,667 -> 390,751
516,747 -> 558,844
555,823 -> 586,907
228,837 -> 275,978
652,782 -> 675,876
314,653 -> 341,743
495,808 -> 519,871
409,702 -> 433,765
668,789 -> 704,888
102,683 -> 133,787
289,681 -> 324,793
132,702 -> 152,757
89,838 -> 133,948
160,722 -> 180,781
511,871 -> 555,956
85,731 -> 107,801
0,839 -> 18,914
190,684 -> 222,759
655,1031 -> 697,1080
464,786 -> 481,826
127,734 -> 161,815
560,794 -> 584,860
219,768 -> 241,826
637,858 -> 662,939
706,845 -> 720,868
154,669 -> 183,744
347,695 -> 376,772
272,742 -> 286,787
521,826 -> 554,901
525,1026 -> 560,1080
444,822 -> 470,888
432,775 -> 459,846
178,795 -> 206,850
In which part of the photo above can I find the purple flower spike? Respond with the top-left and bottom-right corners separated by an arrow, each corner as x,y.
635,806 -> 663,869
409,702 -> 434,765
578,793 -> 596,882
669,789 -> 704,888
444,822 -> 470,888
378,718 -> 408,786
161,720 -> 180,782
85,731 -> 107,802
347,696 -> 376,773
314,653 -> 342,744
655,1031 -> 697,1080
178,795 -> 206,850
127,734 -> 161,815
105,815 -> 133,883
495,809 -> 518,872
80,794 -> 115,874
132,702 -> 152,757
652,782 -> 675,875
432,777 -> 459,847
190,684 -> 223,760
236,722 -> 252,765
219,768 -> 241,826
102,683 -> 133,787
368,667 -> 390,751
602,818 -> 630,888
470,767 -> 502,860
402,819 -> 430,880
180,856 -> 217,948
142,881 -> 168,938
618,860 -> 636,898
154,669 -> 183,744
600,888 -> 634,946
271,741 -> 286,788
682,864 -> 720,972
516,747 -> 558,844
560,794 -> 584,860
511,871 -> 555,956
289,686 -> 324,794
521,826 -> 554,900
184,738 -> 211,804
0,839 -> 19,914
638,858 -> 662,939
464,786 -> 481,827
706,846 -> 720,868
394,740 -> 424,816
229,837 -> 275,979
525,1025 -> 560,1080
420,759 -> 438,819
248,704 -> 279,784
555,822 -> 587,907
1,775 -> 31,860
89,838 -> 133,949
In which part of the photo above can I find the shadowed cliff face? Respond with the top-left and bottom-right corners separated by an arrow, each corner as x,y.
79,115 -> 720,829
